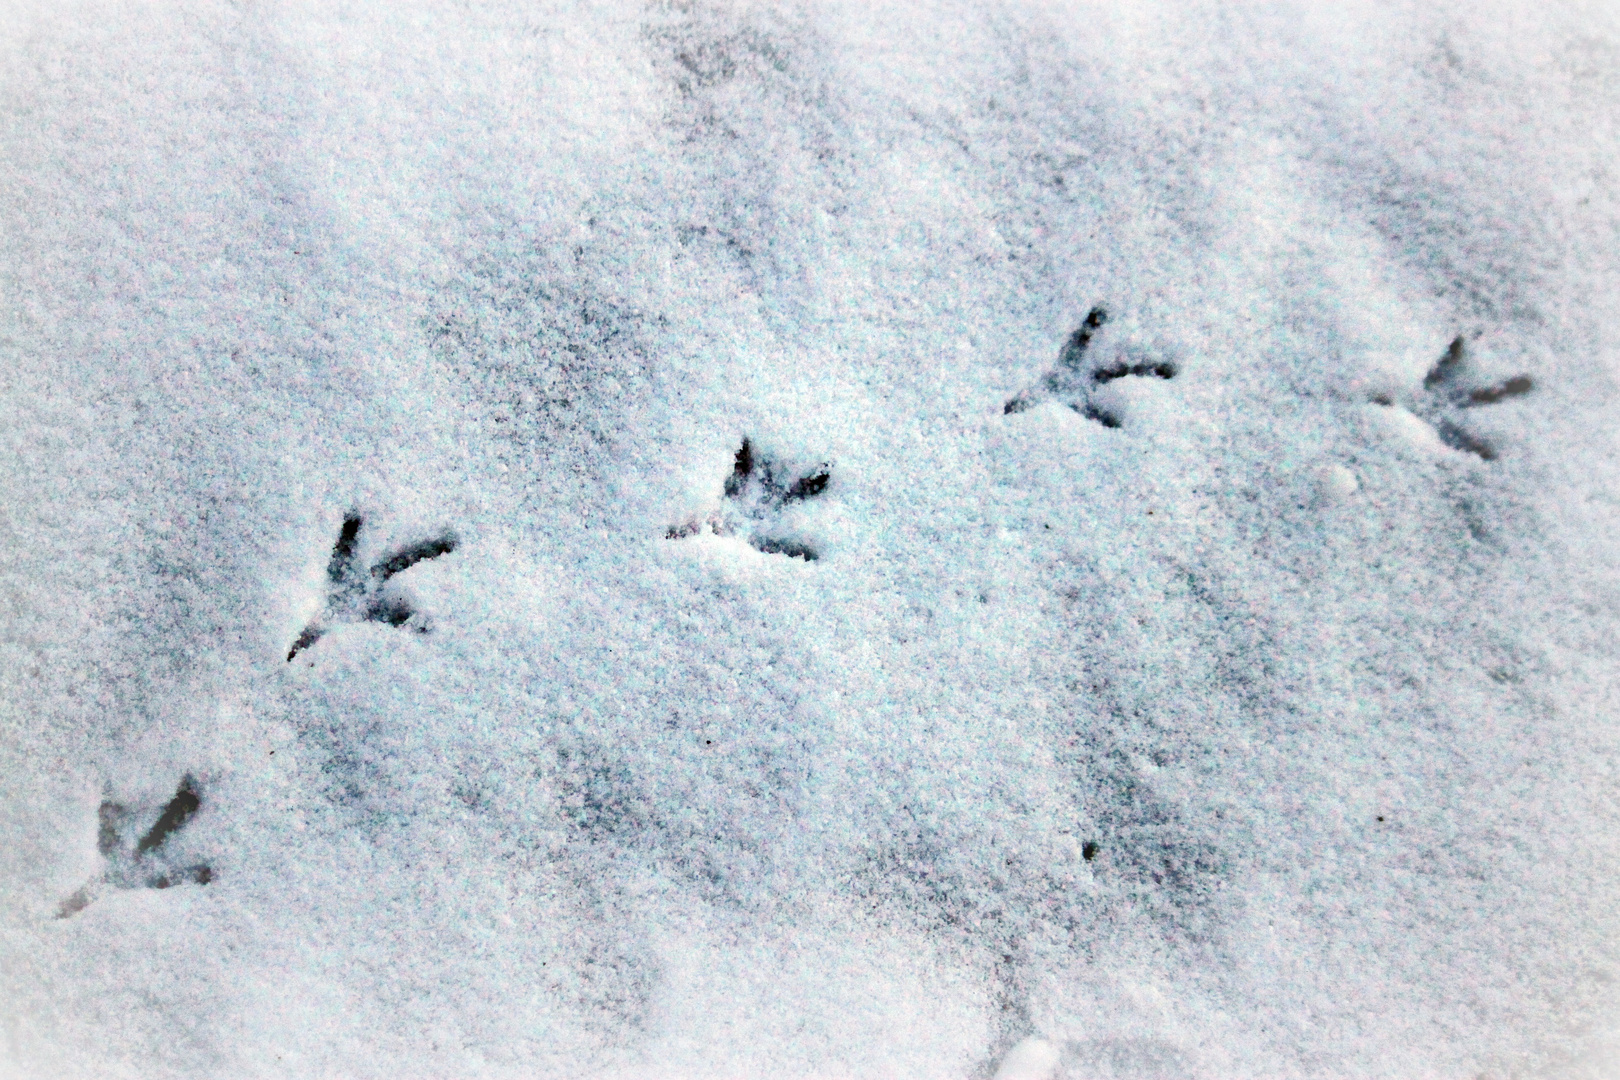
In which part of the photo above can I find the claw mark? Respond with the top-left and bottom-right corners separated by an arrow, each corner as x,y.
1386,335 -> 1534,461
1078,402 -> 1121,429
58,776 -> 213,918
668,438 -> 832,560
148,866 -> 214,890
1464,375 -> 1533,406
724,439 -> 754,498
1436,421 -> 1499,461
1424,334 -> 1466,390
1092,360 -> 1177,384
330,514 -> 362,579
752,537 -> 818,560
1056,306 -> 1109,372
784,469 -> 831,502
56,885 -> 94,918
136,776 -> 201,855
287,627 -> 320,660
372,537 -> 460,582
1004,306 -> 1176,424
288,513 -> 459,660
96,799 -> 122,858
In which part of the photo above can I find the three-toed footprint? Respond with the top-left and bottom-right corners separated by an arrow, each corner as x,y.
1003,306 -> 1177,427
666,438 -> 831,560
288,513 -> 460,660
57,775 -> 213,918
1375,335 -> 1534,460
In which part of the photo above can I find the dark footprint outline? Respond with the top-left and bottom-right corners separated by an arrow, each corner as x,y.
1003,306 -> 1176,426
288,513 -> 460,661
1375,335 -> 1534,461
57,776 -> 213,919
666,438 -> 831,560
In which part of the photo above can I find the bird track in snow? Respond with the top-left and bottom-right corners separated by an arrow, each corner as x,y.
288,513 -> 459,661
667,438 -> 831,561
1374,334 -> 1533,461
1004,306 -> 1177,427
57,776 -> 212,918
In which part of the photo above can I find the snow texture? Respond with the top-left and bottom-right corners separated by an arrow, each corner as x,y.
3,0 -> 1620,1077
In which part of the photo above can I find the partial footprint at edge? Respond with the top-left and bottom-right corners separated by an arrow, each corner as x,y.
288,512 -> 460,661
1004,306 -> 1178,428
666,438 -> 832,561
57,775 -> 213,918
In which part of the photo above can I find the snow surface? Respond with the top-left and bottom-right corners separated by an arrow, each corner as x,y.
3,0 -> 1620,1076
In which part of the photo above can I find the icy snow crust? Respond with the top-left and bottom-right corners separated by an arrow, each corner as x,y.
3,0 -> 1620,1076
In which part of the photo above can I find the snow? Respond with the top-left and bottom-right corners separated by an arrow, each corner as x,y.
3,0 -> 1620,1076
995,1038 -> 1062,1080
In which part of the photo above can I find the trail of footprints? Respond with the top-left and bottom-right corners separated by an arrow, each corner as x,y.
1009,306 -> 1533,460
58,514 -> 463,916
54,318 -> 1532,924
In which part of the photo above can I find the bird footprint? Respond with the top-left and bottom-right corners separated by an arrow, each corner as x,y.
666,438 -> 831,560
1377,335 -> 1533,460
1003,306 -> 1176,426
57,776 -> 212,918
288,513 -> 459,661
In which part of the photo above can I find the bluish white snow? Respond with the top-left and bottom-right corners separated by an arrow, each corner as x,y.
3,1 -> 1620,1077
